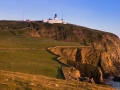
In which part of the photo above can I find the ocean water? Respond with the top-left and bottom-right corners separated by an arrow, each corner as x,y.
104,77 -> 120,90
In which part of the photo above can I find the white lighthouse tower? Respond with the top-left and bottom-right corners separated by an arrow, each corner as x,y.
42,14 -> 66,24
54,14 -> 58,20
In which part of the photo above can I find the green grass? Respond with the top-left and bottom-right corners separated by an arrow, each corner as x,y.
0,50 -> 64,78
0,31 -> 81,48
0,30 -> 81,79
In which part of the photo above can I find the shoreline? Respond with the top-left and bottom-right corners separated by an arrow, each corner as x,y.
104,67 -> 120,89
104,77 -> 120,89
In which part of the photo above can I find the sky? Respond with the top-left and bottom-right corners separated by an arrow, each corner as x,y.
0,0 -> 120,38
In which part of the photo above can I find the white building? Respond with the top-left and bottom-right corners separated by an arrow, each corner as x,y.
42,14 -> 67,24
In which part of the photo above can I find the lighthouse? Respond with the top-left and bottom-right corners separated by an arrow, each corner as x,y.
54,14 -> 57,20
42,14 -> 66,24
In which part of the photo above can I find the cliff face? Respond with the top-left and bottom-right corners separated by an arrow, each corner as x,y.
30,22 -> 120,66
49,46 -> 118,81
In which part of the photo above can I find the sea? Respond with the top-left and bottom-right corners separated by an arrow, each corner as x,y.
104,77 -> 120,90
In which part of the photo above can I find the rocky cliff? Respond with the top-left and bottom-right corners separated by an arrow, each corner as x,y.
30,23 -> 120,61
31,23 -> 120,61
48,46 -> 119,83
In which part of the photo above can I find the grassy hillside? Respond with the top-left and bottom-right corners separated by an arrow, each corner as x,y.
0,70 -> 115,90
0,30 -> 81,79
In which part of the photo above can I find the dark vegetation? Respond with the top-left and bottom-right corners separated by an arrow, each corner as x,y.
0,21 -> 29,29
28,21 -> 119,48
0,20 -> 116,41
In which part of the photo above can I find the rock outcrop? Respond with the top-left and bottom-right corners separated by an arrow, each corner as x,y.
49,46 -> 118,78
113,76 -> 120,82
62,67 -> 80,81
62,67 -> 96,83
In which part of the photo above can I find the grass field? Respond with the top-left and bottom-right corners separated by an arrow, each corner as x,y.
0,30 -> 81,48
0,30 -> 81,79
